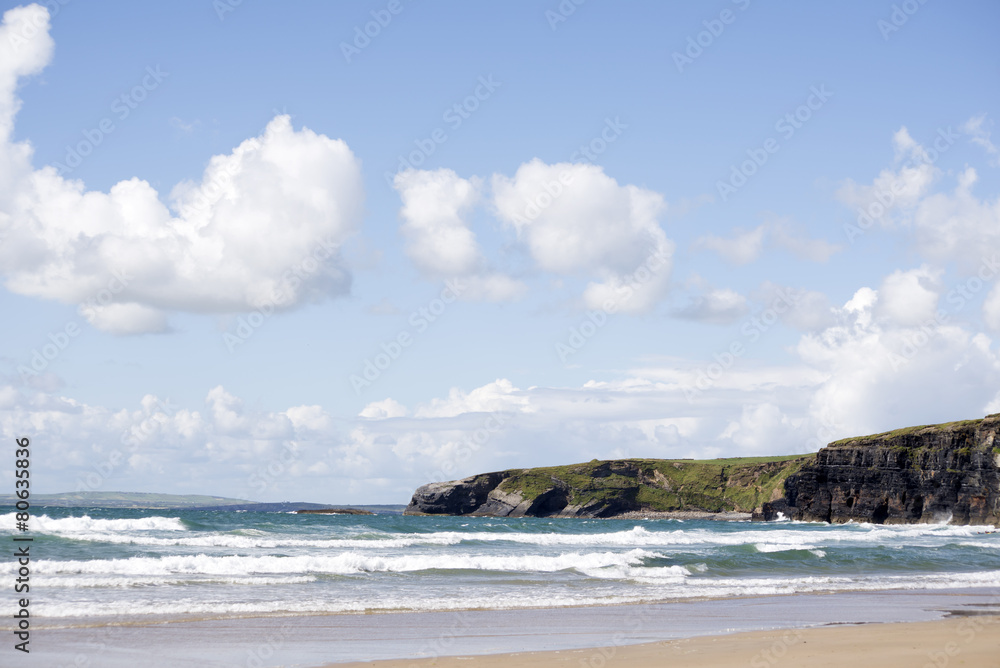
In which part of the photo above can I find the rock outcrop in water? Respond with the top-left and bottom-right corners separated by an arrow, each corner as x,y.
404,457 -> 810,518
406,415 -> 1000,524
760,415 -> 1000,525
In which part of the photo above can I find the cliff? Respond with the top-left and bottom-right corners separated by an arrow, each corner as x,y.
761,414 -> 1000,525
406,415 -> 1000,524
404,456 -> 812,518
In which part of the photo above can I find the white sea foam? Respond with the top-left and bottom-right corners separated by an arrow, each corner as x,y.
2,513 -> 186,533
30,569 -> 1000,619
37,575 -> 316,589
33,522 -> 990,551
1,548 -> 666,577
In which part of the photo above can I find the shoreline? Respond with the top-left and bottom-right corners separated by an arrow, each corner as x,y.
22,588 -> 1000,667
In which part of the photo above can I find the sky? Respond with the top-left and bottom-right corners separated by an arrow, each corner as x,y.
1,1 -> 999,504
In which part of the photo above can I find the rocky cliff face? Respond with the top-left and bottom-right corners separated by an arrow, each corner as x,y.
405,457 -> 810,518
760,415 -> 1000,525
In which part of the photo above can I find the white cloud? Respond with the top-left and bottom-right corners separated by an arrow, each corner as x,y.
675,288 -> 749,325
837,127 -> 938,224
0,9 -> 363,334
0,5 -> 53,142
695,220 -> 839,265
875,266 -> 941,327
83,303 -> 170,336
694,225 -> 766,264
412,378 -> 531,418
393,168 -> 525,301
360,398 -> 408,419
797,285 -> 1000,436
909,168 -> 1000,270
837,129 -> 1000,272
962,113 -> 999,165
754,282 -> 835,332
492,159 -> 674,313
983,284 -> 1000,332
394,168 -> 483,276
769,223 -> 840,263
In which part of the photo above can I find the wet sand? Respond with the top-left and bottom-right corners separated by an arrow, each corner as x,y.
21,589 -> 1000,667
332,616 -> 1000,668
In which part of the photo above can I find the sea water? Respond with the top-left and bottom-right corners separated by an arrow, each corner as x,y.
3,508 -> 998,622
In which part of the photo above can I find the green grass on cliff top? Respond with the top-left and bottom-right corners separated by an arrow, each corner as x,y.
827,416 -> 994,447
494,454 -> 813,513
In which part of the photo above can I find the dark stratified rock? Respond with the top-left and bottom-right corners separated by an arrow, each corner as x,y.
405,471 -> 513,515
760,415 -> 1000,525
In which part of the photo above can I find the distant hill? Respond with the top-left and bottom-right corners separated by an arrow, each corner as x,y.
0,491 -> 250,509
0,491 -> 407,513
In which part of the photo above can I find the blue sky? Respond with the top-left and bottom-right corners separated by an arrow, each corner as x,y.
1,0 -> 999,503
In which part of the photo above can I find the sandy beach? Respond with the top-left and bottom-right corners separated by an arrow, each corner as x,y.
22,589 -> 1000,667
333,616 -> 1000,668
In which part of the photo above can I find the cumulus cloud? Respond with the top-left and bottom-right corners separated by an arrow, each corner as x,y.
394,168 -> 482,275
797,284 -> 1000,436
393,168 -> 525,301
0,8 -> 363,334
875,266 -> 941,327
492,159 -> 674,313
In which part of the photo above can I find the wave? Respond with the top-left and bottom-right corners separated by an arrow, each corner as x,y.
0,548 -> 669,578
29,568 -> 1000,618
1,513 -> 186,533
37,575 -> 316,588
38,522 -> 996,551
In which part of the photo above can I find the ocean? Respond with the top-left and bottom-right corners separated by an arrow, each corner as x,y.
4,507 -> 1000,622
